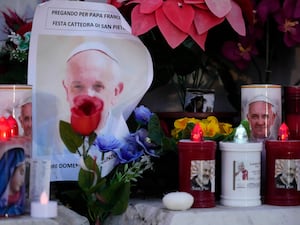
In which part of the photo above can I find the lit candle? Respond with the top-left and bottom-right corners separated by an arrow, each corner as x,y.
0,117 -> 11,141
219,124 -> 263,207
7,115 -> 19,137
178,124 -> 216,208
31,191 -> 58,218
265,123 -> 300,206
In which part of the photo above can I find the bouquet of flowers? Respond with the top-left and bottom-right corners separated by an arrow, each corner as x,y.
59,98 -> 175,224
0,9 -> 32,84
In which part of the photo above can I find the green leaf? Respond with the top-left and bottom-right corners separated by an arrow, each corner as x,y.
96,181 -> 130,215
78,156 -> 101,191
148,114 -> 163,145
88,132 -> 97,146
59,120 -> 84,153
161,136 -> 177,153
241,120 -> 251,138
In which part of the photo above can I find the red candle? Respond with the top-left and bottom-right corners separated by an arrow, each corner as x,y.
0,117 -> 11,141
265,123 -> 300,205
178,124 -> 216,208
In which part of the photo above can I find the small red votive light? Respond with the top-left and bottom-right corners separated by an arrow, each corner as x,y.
191,123 -> 203,142
178,123 -> 216,208
7,115 -> 19,137
0,117 -> 11,141
278,122 -> 289,141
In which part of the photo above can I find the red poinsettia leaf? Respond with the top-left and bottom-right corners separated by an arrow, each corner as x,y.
232,0 -> 254,25
2,8 -> 27,32
192,4 -> 209,10
189,23 -> 207,50
155,8 -> 188,48
184,0 -> 206,7
131,5 -> 157,36
226,1 -> 246,36
162,0 -> 195,33
194,8 -> 224,35
139,0 -> 163,14
205,0 -> 231,18
17,22 -> 32,36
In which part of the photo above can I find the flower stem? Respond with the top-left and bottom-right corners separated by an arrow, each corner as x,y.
264,18 -> 272,83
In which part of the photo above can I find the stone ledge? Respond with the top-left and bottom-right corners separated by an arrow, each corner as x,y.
0,205 -> 89,225
104,199 -> 300,225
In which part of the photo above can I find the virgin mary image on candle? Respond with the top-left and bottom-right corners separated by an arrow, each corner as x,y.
0,147 -> 26,216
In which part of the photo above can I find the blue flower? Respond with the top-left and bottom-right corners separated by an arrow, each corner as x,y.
113,142 -> 143,164
93,134 -> 121,152
131,128 -> 159,157
134,105 -> 153,125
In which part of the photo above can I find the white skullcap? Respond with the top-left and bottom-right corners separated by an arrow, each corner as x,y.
67,42 -> 118,63
248,95 -> 275,106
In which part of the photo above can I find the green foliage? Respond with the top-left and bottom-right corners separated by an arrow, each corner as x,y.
222,120 -> 251,142
59,120 -> 84,153
59,120 -> 97,154
148,114 -> 177,153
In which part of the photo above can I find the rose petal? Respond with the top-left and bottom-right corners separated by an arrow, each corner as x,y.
131,5 -> 157,36
156,7 -> 188,48
194,8 -> 224,34
205,0 -> 231,18
162,0 -> 195,33
225,1 -> 246,36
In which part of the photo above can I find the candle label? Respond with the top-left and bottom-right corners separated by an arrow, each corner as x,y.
233,160 -> 260,190
274,159 -> 300,190
241,85 -> 282,141
190,160 -> 215,192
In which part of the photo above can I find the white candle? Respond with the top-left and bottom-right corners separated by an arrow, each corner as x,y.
31,191 -> 57,218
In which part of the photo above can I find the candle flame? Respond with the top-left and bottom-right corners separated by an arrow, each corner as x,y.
278,123 -> 289,141
40,191 -> 49,205
191,123 -> 203,142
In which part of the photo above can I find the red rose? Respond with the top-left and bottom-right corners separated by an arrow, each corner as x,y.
70,95 -> 103,136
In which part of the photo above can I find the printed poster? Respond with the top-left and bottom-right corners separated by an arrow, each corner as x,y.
28,0 -> 153,181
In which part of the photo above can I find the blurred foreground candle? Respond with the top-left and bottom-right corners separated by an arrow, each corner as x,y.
265,123 -> 300,205
0,117 -> 11,141
178,124 -> 216,208
220,124 -> 263,206
31,191 -> 57,218
7,115 -> 19,137
284,86 -> 300,140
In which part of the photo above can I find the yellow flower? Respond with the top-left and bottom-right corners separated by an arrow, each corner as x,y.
172,117 -> 200,139
219,122 -> 234,135
171,116 -> 233,141
200,116 -> 220,137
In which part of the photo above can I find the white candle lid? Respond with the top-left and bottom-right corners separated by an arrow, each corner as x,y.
219,141 -> 263,152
